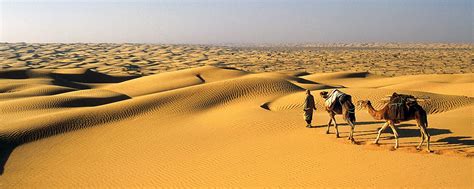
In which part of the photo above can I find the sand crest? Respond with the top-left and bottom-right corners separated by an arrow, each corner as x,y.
0,64 -> 472,187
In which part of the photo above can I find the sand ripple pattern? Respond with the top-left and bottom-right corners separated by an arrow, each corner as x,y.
0,67 -> 302,145
0,66 -> 473,187
1,43 -> 471,76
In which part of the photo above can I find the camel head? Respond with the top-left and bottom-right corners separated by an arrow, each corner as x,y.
319,91 -> 329,99
357,100 -> 371,109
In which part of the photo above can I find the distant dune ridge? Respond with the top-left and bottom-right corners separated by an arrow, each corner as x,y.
0,61 -> 473,187
1,43 -> 472,76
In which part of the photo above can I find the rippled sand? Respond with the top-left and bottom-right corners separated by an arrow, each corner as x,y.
1,43 -> 471,76
0,43 -> 473,187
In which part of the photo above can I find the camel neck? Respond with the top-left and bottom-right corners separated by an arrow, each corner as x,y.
367,102 -> 383,120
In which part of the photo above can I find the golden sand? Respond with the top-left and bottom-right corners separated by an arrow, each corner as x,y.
1,43 -> 471,76
0,43 -> 473,187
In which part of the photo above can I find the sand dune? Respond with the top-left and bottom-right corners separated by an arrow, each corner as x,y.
1,43 -> 471,76
104,66 -> 248,97
0,65 -> 473,187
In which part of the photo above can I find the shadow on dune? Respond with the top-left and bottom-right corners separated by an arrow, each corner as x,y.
0,69 -> 30,79
218,66 -> 247,71
51,76 -> 91,89
260,102 -> 271,110
293,77 -> 318,84
292,72 -> 311,77
342,72 -> 371,78
0,142 -> 16,175
60,94 -> 132,108
50,70 -> 139,84
0,69 -> 139,90
48,70 -> 139,90
0,68 -> 138,83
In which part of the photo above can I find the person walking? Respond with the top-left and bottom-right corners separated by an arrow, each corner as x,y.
304,90 -> 317,128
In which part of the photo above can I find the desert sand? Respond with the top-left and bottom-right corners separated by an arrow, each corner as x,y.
0,43 -> 473,188
1,43 -> 471,76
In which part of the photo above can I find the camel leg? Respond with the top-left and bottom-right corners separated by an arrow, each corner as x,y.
347,120 -> 355,143
374,122 -> 389,144
420,124 -> 432,152
326,116 -> 333,134
388,121 -> 399,149
416,123 -> 425,150
333,117 -> 340,138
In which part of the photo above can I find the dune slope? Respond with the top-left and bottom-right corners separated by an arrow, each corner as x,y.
0,67 -> 472,188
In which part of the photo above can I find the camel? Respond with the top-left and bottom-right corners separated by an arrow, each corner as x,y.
320,91 -> 356,143
357,94 -> 432,152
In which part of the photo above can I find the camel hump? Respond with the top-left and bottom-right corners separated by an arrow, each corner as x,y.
386,93 -> 417,121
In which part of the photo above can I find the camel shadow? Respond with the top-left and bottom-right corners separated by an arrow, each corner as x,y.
436,136 -> 474,146
350,123 -> 470,147
315,121 -> 386,128
374,123 -> 452,139
311,120 -> 474,153
309,121 -> 385,129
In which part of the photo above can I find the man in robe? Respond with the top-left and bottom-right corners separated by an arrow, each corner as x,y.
304,90 -> 317,128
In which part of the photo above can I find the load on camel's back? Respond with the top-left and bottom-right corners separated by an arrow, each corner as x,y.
324,89 -> 355,120
385,93 -> 425,123
324,89 -> 345,111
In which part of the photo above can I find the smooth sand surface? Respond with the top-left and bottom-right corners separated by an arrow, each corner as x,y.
0,43 -> 473,187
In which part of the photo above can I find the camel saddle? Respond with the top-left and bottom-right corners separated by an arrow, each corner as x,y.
325,89 -> 348,111
385,93 -> 418,122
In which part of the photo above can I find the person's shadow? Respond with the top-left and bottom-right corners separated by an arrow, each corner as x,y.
306,125 -> 326,128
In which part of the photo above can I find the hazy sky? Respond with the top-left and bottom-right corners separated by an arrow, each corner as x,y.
0,0 -> 472,44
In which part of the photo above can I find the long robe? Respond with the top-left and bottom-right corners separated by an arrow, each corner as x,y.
304,94 -> 316,121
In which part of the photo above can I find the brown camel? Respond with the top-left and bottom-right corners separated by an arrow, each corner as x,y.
357,95 -> 432,152
320,91 -> 356,143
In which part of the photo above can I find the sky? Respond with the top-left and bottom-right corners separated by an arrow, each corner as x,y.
0,0 -> 472,44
